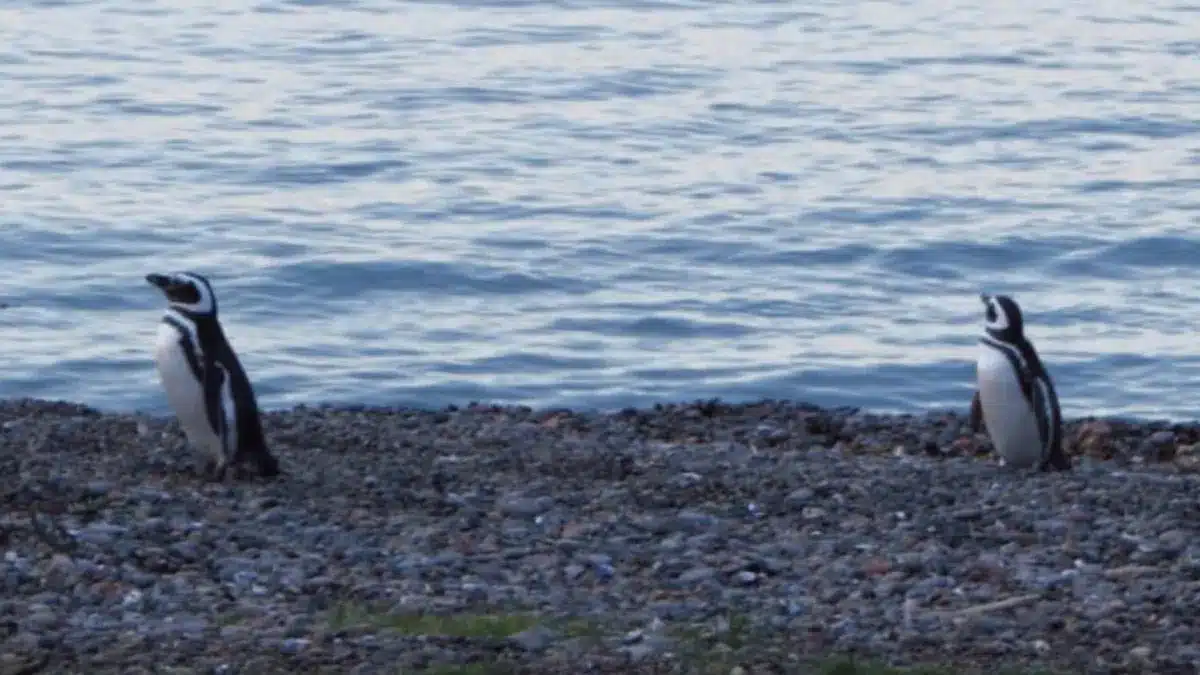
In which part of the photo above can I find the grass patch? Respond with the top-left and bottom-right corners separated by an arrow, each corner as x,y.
814,658 -> 972,674
812,659 -> 1062,675
322,605 -> 1064,675
417,665 -> 517,675
661,613 -> 1064,675
326,603 -> 540,638
553,615 -> 611,641
326,601 -> 617,644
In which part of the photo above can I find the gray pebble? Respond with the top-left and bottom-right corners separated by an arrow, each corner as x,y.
563,563 -> 586,581
733,570 -> 759,586
279,637 -> 310,654
2,399 -> 1198,674
675,566 -> 716,585
499,495 -> 555,518
674,510 -> 718,533
510,625 -> 559,652
784,487 -> 814,510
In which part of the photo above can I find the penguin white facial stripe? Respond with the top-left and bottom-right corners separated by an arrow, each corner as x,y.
154,272 -> 217,315
175,273 -> 215,314
164,307 -> 198,336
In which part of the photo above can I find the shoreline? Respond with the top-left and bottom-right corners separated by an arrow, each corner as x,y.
1,397 -> 1198,673
5,393 -> 1197,425
4,395 -> 1198,469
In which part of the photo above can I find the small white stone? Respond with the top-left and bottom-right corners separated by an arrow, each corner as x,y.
1130,646 -> 1152,660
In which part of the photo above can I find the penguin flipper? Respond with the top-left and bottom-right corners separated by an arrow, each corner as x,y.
1031,378 -> 1070,472
201,360 -> 233,466
1014,363 -> 1036,403
968,391 -> 983,432
234,418 -> 281,479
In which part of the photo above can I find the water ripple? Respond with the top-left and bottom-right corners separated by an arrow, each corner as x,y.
2,0 -> 1198,419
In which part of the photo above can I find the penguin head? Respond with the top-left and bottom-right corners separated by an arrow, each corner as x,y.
981,293 -> 1024,341
146,271 -> 218,316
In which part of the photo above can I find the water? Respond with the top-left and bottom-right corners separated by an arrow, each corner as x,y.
1,0 -> 1198,420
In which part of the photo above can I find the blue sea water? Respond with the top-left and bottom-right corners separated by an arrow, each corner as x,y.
1,0 -> 1198,419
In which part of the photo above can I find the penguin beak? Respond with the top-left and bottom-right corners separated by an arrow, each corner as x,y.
146,273 -> 172,290
979,293 -> 991,304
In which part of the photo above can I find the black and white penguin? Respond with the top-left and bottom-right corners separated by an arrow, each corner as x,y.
969,293 -> 1071,471
146,271 -> 280,480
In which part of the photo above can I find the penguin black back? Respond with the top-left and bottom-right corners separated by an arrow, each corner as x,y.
201,318 -> 279,478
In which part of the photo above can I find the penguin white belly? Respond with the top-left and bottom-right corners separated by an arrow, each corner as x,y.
154,323 -> 224,465
977,345 -> 1043,468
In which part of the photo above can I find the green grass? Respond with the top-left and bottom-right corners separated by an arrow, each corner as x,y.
322,604 -> 1063,675
811,658 -> 1061,675
400,659 -> 1062,675
326,603 -> 542,639
415,665 -> 516,675
660,611 -> 1065,675
555,616 -> 610,641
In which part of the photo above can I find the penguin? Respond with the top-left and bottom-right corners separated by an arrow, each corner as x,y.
969,293 -> 1071,471
146,271 -> 281,480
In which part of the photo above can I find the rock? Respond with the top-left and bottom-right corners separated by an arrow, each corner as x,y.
279,638 -> 310,654
784,488 -> 814,510
1072,420 -> 1115,459
510,625 -> 559,652
674,510 -> 718,533
676,566 -> 717,585
1137,430 -> 1177,462
0,399 -> 1197,673
732,570 -> 758,586
498,495 -> 555,518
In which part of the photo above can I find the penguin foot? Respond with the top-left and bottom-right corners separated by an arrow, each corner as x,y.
202,458 -> 230,483
1042,451 -> 1073,472
995,458 -> 1030,474
254,451 -> 282,479
229,463 -> 259,481
1042,460 -> 1072,472
191,457 -> 215,479
220,450 -> 280,481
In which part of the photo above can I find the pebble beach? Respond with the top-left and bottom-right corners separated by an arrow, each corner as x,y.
2,397 -> 1199,674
